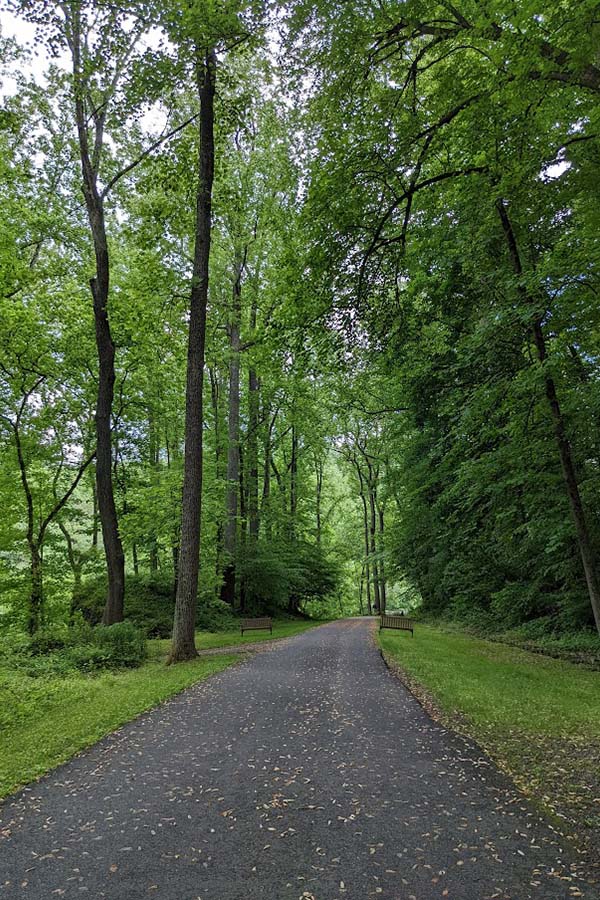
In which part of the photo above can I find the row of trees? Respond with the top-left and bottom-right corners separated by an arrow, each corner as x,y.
1,1 -> 364,658
2,0 -> 598,650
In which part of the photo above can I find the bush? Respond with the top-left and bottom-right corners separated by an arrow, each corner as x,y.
74,574 -> 175,637
91,621 -> 147,668
195,597 -> 237,632
5,621 -> 147,676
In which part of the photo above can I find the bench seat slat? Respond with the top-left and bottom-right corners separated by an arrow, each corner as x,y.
241,617 -> 273,635
379,615 -> 414,635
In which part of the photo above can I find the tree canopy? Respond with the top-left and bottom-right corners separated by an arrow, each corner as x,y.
1,0 -> 599,651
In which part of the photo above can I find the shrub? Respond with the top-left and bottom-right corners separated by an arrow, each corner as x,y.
195,597 -> 237,632
27,625 -> 74,656
5,621 -> 147,676
91,621 -> 147,668
74,574 -> 175,637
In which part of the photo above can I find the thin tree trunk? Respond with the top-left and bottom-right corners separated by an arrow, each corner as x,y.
290,425 -> 298,534
368,482 -> 381,614
68,8 -> 125,625
357,470 -> 372,615
315,456 -> 323,546
247,360 -> 260,540
209,366 -> 224,594
221,252 -> 242,606
169,48 -> 216,662
148,410 -> 159,572
378,502 -> 386,613
358,564 -> 365,616
496,198 -> 600,634
261,406 -> 276,541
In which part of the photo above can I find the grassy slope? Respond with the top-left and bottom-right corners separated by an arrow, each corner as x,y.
378,624 -> 600,852
0,620 -> 320,800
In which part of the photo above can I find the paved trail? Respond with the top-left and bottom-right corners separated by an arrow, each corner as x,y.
0,619 -> 590,899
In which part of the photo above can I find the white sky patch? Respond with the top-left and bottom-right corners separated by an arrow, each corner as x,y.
541,158 -> 571,182
1,9 -> 71,97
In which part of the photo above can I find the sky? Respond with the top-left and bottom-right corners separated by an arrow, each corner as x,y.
1,9 -> 58,96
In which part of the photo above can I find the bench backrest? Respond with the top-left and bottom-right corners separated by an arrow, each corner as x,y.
241,617 -> 272,628
380,615 -> 413,629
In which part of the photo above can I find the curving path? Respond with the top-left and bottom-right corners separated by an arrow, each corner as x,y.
0,619 -> 591,899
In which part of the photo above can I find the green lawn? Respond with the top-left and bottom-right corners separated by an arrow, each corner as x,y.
0,619 -> 320,800
152,618 -> 323,655
379,624 -> 600,850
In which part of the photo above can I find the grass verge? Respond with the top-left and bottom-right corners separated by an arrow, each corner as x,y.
378,624 -> 600,858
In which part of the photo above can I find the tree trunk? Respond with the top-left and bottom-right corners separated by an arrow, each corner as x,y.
496,198 -> 600,634
221,252 -> 243,606
290,425 -> 298,534
209,366 -> 224,594
148,410 -> 159,572
169,48 -> 216,662
315,456 -> 323,546
262,406 -> 276,541
368,483 -> 381,614
28,542 -> 43,635
247,361 -> 260,542
358,476 -> 372,615
378,502 -> 386,613
69,8 -> 125,625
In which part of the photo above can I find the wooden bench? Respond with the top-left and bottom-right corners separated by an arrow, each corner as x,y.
241,616 -> 273,635
379,615 -> 414,636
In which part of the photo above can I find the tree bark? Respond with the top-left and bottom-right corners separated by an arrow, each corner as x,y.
368,481 -> 381,614
220,252 -> 243,605
290,425 -> 298,534
67,6 -> 125,625
315,456 -> 323,546
247,297 -> 260,540
169,48 -> 216,662
377,501 -> 387,613
496,198 -> 600,634
209,366 -> 225,593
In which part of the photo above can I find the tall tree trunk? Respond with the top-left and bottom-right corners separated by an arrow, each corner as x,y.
368,482 -> 381,614
290,424 -> 298,534
377,502 -> 386,613
356,468 -> 372,615
148,409 -> 159,572
68,8 -> 125,625
247,321 -> 260,540
169,48 -> 216,662
209,366 -> 224,594
358,564 -> 365,616
497,198 -> 600,634
315,456 -> 323,546
221,252 -> 243,606
261,406 -> 276,541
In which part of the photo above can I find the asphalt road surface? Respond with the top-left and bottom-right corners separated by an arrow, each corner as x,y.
0,619 -> 591,899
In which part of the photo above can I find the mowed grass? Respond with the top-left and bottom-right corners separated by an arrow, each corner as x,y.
0,619 -> 320,800
152,617 -> 323,656
379,625 -> 600,737
379,624 -> 600,848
